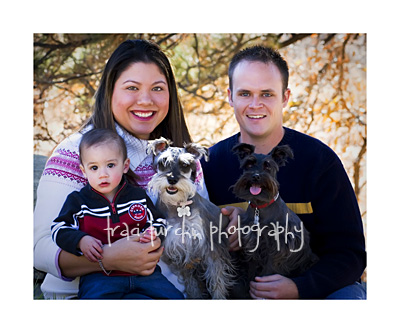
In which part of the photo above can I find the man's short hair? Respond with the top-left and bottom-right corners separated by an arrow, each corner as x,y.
228,45 -> 289,95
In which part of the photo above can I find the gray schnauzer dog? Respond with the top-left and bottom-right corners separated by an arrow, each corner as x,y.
230,143 -> 318,298
147,137 -> 236,299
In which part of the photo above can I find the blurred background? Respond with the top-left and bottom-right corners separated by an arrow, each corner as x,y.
33,33 -> 366,228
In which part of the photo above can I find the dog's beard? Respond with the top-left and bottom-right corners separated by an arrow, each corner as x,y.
148,174 -> 196,207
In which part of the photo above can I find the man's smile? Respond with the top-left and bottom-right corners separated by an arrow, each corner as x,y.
247,114 -> 266,119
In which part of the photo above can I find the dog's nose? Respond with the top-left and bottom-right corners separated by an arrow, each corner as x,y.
167,176 -> 178,185
252,173 -> 261,182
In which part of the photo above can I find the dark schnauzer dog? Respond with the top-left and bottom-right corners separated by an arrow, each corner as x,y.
147,137 -> 236,299
230,143 -> 318,298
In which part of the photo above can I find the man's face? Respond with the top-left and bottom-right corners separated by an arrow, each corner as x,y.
228,60 -> 290,143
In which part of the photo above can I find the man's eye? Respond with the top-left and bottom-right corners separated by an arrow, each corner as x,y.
240,92 -> 250,97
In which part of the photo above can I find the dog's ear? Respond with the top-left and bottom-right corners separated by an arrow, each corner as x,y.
232,143 -> 255,160
270,145 -> 294,167
146,137 -> 172,156
184,143 -> 209,161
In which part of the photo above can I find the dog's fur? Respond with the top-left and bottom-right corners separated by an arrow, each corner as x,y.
147,137 -> 235,299
230,143 -> 318,298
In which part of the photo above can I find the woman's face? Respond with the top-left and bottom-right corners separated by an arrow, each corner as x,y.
111,62 -> 170,140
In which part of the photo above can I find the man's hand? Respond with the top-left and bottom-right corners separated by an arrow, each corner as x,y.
249,274 -> 299,299
221,206 -> 244,251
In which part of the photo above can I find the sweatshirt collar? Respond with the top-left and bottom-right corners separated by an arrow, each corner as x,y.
115,123 -> 149,171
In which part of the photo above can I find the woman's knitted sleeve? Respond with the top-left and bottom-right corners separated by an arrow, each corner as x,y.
34,132 -> 87,278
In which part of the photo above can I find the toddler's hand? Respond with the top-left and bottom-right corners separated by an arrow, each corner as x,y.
79,235 -> 103,262
140,226 -> 157,243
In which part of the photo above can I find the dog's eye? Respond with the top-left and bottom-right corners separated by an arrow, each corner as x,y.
157,159 -> 169,171
180,162 -> 190,169
244,161 -> 255,169
263,161 -> 271,171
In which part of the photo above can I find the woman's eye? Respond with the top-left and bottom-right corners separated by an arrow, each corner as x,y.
90,166 -> 98,171
107,163 -> 115,168
152,86 -> 163,91
127,86 -> 138,91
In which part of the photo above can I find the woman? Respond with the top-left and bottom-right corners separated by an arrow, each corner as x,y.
34,39 -> 208,299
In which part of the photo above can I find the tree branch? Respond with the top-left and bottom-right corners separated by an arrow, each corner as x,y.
34,70 -> 103,86
278,34 -> 313,48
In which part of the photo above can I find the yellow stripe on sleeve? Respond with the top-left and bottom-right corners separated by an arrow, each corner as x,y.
286,202 -> 313,214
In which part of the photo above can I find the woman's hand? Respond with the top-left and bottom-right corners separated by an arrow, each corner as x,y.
101,235 -> 163,276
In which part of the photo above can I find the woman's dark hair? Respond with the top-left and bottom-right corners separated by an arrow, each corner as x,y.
86,39 -> 191,146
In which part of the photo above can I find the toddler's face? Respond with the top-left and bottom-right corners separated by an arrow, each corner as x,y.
80,142 -> 130,201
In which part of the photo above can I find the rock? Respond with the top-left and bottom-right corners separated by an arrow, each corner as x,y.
33,154 -> 49,294
34,154 -> 48,207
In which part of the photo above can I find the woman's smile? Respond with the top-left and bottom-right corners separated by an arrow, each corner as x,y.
131,110 -> 157,120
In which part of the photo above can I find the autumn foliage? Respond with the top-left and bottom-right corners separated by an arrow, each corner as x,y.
33,33 -> 366,222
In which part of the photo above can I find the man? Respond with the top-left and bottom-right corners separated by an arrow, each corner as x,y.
201,46 -> 366,299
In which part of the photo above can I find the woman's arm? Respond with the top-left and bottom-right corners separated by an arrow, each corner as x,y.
58,250 -> 101,278
59,235 -> 163,278
34,133 -> 86,277
34,178 -> 83,277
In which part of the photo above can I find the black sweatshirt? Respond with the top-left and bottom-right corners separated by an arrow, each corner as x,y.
201,127 -> 366,299
51,178 -> 166,275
